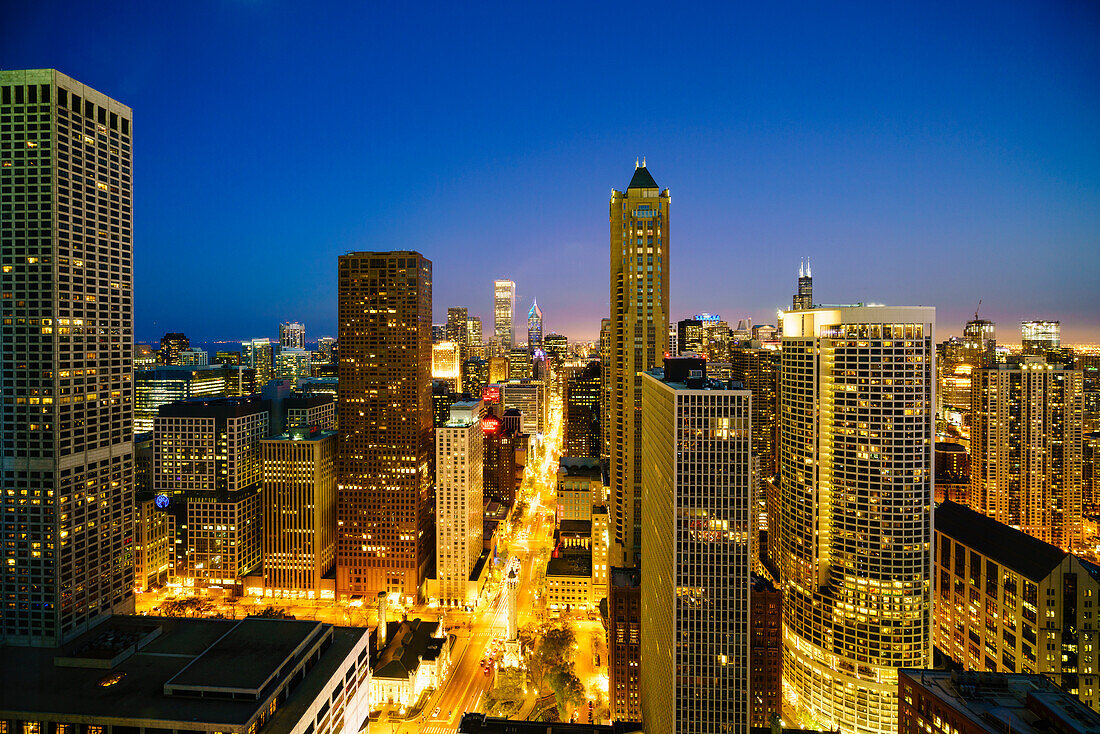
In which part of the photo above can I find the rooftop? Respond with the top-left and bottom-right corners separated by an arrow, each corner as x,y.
265,426 -> 337,442
547,554 -> 592,578
935,501 -> 1067,583
626,164 -> 658,190
558,457 -> 602,478
372,618 -> 446,681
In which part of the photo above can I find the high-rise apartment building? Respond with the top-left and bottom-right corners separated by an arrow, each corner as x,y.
280,321 -> 305,349
242,337 -> 274,387
609,162 -> 669,567
317,336 -> 337,363
639,359 -> 752,733
792,259 -> 813,310
565,362 -> 601,457
934,500 -> 1100,711
777,305 -> 934,734
275,347 -> 311,382
600,318 -> 611,463
435,402 -> 485,607
261,425 -> 337,598
494,280 -> 516,350
969,357 -> 1083,550
446,307 -> 469,362
527,299 -> 543,354
1,70 -> 135,645
667,322 -> 678,357
337,252 -> 433,602
1021,320 -> 1060,352
178,347 -> 208,366
155,396 -> 269,586
159,332 -> 190,365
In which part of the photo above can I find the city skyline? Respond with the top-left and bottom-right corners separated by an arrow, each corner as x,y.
3,2 -> 1097,343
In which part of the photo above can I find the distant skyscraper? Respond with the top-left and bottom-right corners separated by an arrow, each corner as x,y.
280,321 -> 306,349
317,336 -> 337,363
446,307 -> 469,358
609,161 -> 669,567
667,322 -> 678,357
600,318 -> 612,463
527,299 -> 543,354
777,305 -> 934,734
1,69 -> 135,645
677,318 -> 705,355
640,358 -> 752,733
466,316 -> 482,349
970,356 -> 1083,550
792,259 -> 813,310
159,332 -> 191,365
261,425 -> 337,597
337,252 -> 433,602
435,401 -> 485,607
179,347 -> 208,366
494,280 -> 516,349
242,337 -> 274,386
565,362 -> 601,457
275,347 -> 311,381
1021,320 -> 1061,353
432,341 -> 462,391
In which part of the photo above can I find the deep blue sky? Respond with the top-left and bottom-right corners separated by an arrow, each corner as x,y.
4,1 -> 1098,343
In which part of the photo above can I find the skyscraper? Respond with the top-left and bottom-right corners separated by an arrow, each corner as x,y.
1021,320 -> 1061,353
792,259 -> 813,310
777,305 -> 934,734
242,337 -> 274,387
969,356 -> 1083,550
494,280 -> 516,350
609,161 -> 669,567
527,299 -> 543,354
1,70 -> 134,646
158,332 -> 190,365
337,252 -> 433,603
640,358 -> 752,733
435,401 -> 485,607
280,321 -> 306,349
565,362 -> 601,457
446,307 -> 469,359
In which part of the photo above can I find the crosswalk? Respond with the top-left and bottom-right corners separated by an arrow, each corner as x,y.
418,725 -> 454,734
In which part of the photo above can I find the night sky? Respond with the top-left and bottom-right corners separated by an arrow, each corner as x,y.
3,1 -> 1098,344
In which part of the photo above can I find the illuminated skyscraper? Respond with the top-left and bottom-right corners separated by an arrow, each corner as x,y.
609,161 -> 669,567
640,358 -> 752,733
565,362 -> 601,457
337,252 -> 433,603
600,318 -> 612,463
792,259 -> 813,310
242,337 -> 274,387
280,321 -> 306,349
527,299 -> 543,354
494,280 -> 516,349
778,305 -> 934,734
1,70 -> 135,645
431,341 -> 461,391
446,307 -> 469,359
969,356 -> 1083,550
159,332 -> 190,365
435,401 -> 485,607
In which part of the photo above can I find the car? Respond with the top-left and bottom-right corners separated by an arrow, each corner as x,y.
432,707 -> 441,717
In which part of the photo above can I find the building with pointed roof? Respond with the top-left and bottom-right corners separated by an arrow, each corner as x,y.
527,298 -> 544,354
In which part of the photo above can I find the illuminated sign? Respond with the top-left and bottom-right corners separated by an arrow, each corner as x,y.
154,493 -> 170,510
482,415 -> 502,434
482,385 -> 501,403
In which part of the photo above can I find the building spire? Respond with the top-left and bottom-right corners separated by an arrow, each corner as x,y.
635,157 -> 640,169
799,259 -> 804,278
806,258 -> 811,277
642,155 -> 646,167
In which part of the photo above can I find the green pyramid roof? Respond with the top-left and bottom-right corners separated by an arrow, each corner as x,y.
627,165 -> 658,190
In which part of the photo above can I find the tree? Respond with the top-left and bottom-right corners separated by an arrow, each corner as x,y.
159,597 -> 215,617
248,605 -> 296,619
547,666 -> 586,715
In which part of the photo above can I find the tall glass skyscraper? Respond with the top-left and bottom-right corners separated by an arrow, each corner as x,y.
494,279 -> 515,350
527,298 -> 543,354
777,305 -> 935,734
1,70 -> 135,645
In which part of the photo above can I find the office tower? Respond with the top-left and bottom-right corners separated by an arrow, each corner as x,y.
494,279 -> 516,349
462,356 -> 489,397
432,380 -> 460,428
155,396 -> 268,586
969,356 -> 1084,550
262,383 -> 336,435
778,305 -> 935,734
543,332 -> 568,362
178,347 -> 208,365
242,337 -> 274,386
565,362 -> 601,457
677,318 -> 705,355
134,364 -> 256,433
609,566 -> 642,721
962,315 -> 996,366
933,501 -> 1100,711
159,332 -> 190,365
792,259 -> 813,310
488,355 -> 509,385
730,346 -> 780,565
446,306 -> 470,362
275,347 -> 311,381
600,318 -> 612,463
213,349 -> 241,366
750,576 -> 783,728
1021,320 -> 1061,352
482,414 -> 519,507
507,347 -> 532,379
317,336 -> 337,363
435,402 -> 485,607
898,669 -> 1100,734
467,316 -> 482,348
261,425 -> 337,598
609,161 -> 670,567
0,70 -> 134,646
527,299 -> 543,354
337,252 -> 433,602
432,341 -> 462,391
500,379 -> 545,436
639,359 -> 751,733
280,321 -> 305,349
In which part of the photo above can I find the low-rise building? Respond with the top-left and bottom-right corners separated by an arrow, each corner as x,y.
370,618 -> 452,710
556,457 -> 605,522
545,554 -> 593,613
898,669 -> 1100,733
0,616 -> 372,734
